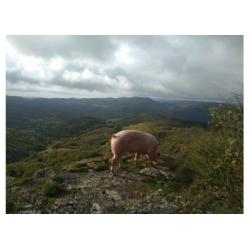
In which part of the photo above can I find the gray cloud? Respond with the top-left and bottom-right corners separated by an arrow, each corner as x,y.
6,35 -> 243,101
6,35 -> 117,61
6,69 -> 38,84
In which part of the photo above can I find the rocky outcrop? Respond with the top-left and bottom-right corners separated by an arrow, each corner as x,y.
7,157 -> 178,214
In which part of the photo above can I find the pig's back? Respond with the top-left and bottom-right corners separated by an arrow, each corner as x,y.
111,130 -> 158,153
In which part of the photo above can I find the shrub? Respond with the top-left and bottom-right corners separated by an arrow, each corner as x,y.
174,166 -> 195,186
7,176 -> 33,188
6,201 -> 18,214
43,180 -> 64,197
53,176 -> 64,184
197,105 -> 243,209
7,167 -> 24,177
164,179 -> 181,192
95,161 -> 108,171
68,163 -> 89,173
159,155 -> 179,171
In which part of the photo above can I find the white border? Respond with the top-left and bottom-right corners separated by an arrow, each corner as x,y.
0,1 -> 249,250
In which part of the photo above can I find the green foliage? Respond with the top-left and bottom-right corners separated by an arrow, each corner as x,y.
67,163 -> 89,173
7,160 -> 46,180
43,180 -> 65,197
6,128 -> 47,163
95,161 -> 108,171
6,166 -> 24,177
174,166 -> 195,186
6,201 -> 18,214
164,179 -> 181,192
7,176 -> 33,188
145,179 -> 164,191
6,102 -> 243,213
45,117 -> 106,139
196,106 -> 243,207
53,176 -> 65,184
160,155 -> 179,171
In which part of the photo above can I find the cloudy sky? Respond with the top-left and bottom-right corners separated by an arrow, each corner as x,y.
6,35 -> 243,101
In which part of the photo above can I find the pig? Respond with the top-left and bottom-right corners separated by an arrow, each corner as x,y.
110,130 -> 160,175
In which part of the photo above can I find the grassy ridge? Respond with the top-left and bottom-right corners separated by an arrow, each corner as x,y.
6,106 -> 243,213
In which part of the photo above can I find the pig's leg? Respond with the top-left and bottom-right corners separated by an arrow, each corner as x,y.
134,153 -> 140,165
110,155 -> 116,176
110,154 -> 121,176
145,154 -> 151,167
148,150 -> 157,168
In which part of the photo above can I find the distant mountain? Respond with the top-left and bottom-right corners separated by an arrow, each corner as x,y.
158,99 -> 220,124
6,96 -> 221,129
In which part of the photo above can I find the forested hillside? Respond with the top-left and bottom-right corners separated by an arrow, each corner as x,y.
6,96 -> 214,163
6,96 -> 243,214
7,96 -> 219,126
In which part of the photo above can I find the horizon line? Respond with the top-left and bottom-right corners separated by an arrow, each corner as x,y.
6,94 -> 238,103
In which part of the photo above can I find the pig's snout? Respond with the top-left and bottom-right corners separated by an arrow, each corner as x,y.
148,150 -> 159,162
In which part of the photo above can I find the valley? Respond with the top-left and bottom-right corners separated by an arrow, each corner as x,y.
6,96 -> 243,213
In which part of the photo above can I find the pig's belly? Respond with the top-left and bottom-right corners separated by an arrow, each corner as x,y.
124,144 -> 148,154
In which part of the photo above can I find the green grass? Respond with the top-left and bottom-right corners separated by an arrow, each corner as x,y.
95,161 -> 108,171
6,201 -> 18,214
43,180 -> 65,197
7,176 -> 33,188
53,175 -> 65,184
67,163 -> 89,173
6,105 -> 243,213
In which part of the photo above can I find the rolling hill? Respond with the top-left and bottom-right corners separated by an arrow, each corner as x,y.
6,96 -> 243,214
6,96 -> 220,128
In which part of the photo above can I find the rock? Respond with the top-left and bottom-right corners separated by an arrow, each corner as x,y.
159,170 -> 170,179
90,203 -> 102,214
24,204 -> 32,208
105,190 -> 121,201
139,167 -> 160,178
19,210 -> 41,214
33,168 -> 56,179
60,172 -> 79,185
139,167 -> 170,180
9,156 -> 178,214
66,184 -> 73,190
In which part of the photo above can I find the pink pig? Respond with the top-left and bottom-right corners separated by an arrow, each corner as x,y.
110,130 -> 160,175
